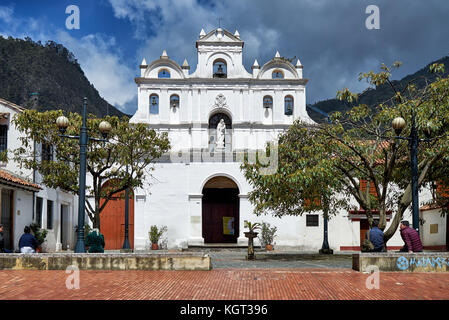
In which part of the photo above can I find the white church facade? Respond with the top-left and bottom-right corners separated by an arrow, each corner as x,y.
127,28 -> 447,251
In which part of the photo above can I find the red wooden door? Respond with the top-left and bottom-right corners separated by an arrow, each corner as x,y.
99,189 -> 134,250
202,188 -> 239,244
203,203 -> 237,243
360,220 -> 370,250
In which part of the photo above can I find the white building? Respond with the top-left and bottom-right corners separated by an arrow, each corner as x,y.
121,28 -> 446,251
0,98 -> 77,252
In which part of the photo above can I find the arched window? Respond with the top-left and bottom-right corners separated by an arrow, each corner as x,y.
209,113 -> 232,129
213,59 -> 227,78
284,95 -> 294,115
272,70 -> 284,79
263,95 -> 273,108
170,94 -> 180,108
149,94 -> 159,114
158,69 -> 170,78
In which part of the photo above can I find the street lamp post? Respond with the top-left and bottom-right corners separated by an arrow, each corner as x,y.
392,115 -> 431,235
122,165 -> 131,251
319,212 -> 333,254
56,97 -> 111,253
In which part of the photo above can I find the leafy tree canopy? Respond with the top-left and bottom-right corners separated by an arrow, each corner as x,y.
242,62 -> 449,243
12,109 -> 170,228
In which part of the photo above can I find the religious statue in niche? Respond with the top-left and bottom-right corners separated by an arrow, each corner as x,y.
216,119 -> 226,149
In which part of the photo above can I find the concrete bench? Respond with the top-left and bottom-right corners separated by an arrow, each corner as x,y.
0,252 -> 212,271
353,252 -> 449,272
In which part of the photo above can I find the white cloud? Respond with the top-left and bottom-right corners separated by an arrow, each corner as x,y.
0,5 -> 13,23
54,31 -> 136,110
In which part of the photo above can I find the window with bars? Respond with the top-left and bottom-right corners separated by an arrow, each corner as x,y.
42,143 -> 53,161
47,199 -> 53,229
306,214 -> 319,227
0,125 -> 7,152
35,196 -> 43,228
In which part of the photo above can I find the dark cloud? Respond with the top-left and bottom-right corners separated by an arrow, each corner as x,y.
111,0 -> 449,111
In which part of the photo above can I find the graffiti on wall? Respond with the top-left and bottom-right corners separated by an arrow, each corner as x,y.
396,256 -> 449,270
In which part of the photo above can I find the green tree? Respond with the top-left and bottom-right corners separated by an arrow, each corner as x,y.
12,109 -> 170,229
242,62 -> 449,245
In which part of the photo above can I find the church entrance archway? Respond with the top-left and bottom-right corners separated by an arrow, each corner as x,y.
202,176 -> 239,243
99,180 -> 134,250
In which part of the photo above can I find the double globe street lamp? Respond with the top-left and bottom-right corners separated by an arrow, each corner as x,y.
56,97 -> 112,253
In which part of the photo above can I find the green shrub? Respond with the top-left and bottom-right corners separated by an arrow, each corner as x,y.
149,225 -> 167,244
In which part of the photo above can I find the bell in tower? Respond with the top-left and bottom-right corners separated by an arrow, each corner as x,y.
213,63 -> 227,78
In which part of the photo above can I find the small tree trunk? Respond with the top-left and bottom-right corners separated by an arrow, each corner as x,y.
93,211 -> 101,230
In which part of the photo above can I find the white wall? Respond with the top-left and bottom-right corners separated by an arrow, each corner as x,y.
421,208 -> 447,247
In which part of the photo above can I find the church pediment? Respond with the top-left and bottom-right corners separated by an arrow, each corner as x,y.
197,28 -> 243,46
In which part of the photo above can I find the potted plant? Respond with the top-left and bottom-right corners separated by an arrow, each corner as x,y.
244,220 -> 260,260
149,225 -> 167,250
29,223 -> 48,253
259,222 -> 277,251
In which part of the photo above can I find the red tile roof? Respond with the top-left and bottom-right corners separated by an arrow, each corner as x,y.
0,169 -> 41,191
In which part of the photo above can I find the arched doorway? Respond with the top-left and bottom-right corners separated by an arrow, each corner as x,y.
202,176 -> 239,243
99,180 -> 134,250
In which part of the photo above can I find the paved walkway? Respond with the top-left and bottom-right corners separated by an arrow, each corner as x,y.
208,250 -> 353,269
0,269 -> 448,300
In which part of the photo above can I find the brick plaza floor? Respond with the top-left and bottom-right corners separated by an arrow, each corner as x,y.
0,268 -> 448,300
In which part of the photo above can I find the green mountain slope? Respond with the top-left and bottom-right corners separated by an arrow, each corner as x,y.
307,56 -> 449,122
0,36 -> 126,118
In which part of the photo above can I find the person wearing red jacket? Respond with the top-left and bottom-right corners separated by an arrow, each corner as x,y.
399,220 -> 423,253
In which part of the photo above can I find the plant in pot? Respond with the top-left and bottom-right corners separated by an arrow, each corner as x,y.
259,222 -> 277,251
149,225 -> 167,250
244,220 -> 260,260
29,223 -> 48,253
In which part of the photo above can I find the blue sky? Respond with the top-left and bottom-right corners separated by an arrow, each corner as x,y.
0,0 -> 448,115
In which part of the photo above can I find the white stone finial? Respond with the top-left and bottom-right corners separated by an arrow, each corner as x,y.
296,59 -> 302,67
161,50 -> 168,59
200,28 -> 206,38
140,58 -> 147,66
216,27 -> 223,39
182,58 -> 190,68
234,30 -> 240,38
275,51 -> 280,58
252,59 -> 259,68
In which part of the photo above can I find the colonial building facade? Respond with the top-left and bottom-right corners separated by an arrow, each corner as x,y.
0,98 -> 77,252
122,28 -> 446,251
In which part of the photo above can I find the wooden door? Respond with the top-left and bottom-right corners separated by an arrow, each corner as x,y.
1,189 -> 13,251
202,188 -> 239,244
99,189 -> 134,250
360,220 -> 370,249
